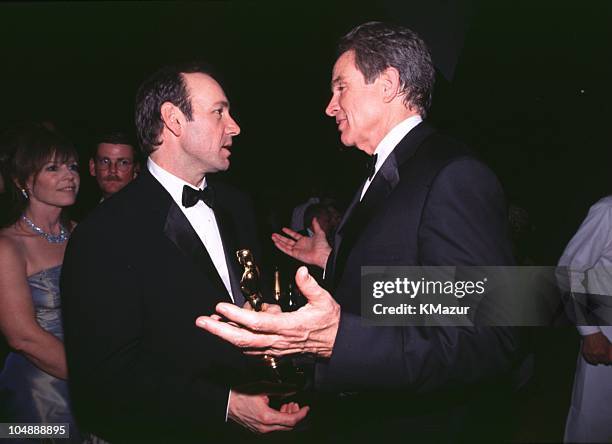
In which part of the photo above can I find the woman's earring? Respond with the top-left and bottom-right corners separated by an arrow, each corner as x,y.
21,188 -> 29,199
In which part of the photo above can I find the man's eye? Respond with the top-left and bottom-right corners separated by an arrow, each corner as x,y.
213,109 -> 223,116
119,160 -> 132,167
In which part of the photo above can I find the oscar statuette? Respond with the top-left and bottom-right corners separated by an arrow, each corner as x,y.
236,249 -> 305,388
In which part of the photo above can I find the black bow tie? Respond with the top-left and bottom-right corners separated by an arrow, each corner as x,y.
365,153 -> 378,181
182,185 -> 215,209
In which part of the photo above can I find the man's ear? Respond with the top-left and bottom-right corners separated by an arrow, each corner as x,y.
89,158 -> 96,177
160,102 -> 183,137
380,66 -> 402,103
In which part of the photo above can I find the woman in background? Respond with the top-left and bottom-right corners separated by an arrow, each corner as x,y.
0,123 -> 81,442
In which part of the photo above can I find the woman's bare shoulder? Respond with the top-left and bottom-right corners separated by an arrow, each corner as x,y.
0,227 -> 27,265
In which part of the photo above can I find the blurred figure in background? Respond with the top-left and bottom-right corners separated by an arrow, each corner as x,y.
559,196 -> 612,443
0,123 -> 81,442
302,202 -> 341,244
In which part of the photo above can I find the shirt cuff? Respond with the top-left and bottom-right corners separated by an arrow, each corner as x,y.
578,326 -> 602,336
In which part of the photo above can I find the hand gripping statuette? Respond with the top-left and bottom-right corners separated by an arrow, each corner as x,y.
236,249 -> 304,387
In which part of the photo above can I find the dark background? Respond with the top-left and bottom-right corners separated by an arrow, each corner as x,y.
1,1 -> 611,440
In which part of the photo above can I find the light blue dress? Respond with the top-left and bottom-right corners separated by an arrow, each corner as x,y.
0,265 -> 81,442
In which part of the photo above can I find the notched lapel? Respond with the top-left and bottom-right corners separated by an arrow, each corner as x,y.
163,203 -> 232,303
340,121 -> 437,240
329,156 -> 400,289
357,155 -> 399,225
329,122 -> 436,287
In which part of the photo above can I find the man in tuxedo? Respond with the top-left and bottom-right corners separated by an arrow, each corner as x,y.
61,63 -> 307,443
197,22 -> 522,441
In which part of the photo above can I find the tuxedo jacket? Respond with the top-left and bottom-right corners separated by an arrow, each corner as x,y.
315,122 -> 522,441
61,168 -> 261,443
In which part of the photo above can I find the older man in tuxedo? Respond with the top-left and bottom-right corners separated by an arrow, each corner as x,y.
61,63 -> 307,443
197,22 -> 522,442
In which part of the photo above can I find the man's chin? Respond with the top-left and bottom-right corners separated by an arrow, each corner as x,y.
339,133 -> 355,148
215,159 -> 231,172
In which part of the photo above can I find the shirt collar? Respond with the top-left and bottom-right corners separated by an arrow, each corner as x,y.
147,157 -> 207,209
372,115 -> 423,173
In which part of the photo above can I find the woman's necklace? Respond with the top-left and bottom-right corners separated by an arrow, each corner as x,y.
21,215 -> 70,244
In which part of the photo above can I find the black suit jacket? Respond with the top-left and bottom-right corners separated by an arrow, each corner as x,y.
61,168 -> 261,443
315,122 -> 522,442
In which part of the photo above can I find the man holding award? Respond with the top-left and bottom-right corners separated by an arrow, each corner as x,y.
61,63 -> 307,442
197,22 -> 522,442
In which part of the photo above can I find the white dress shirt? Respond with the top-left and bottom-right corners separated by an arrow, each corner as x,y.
148,158 -> 234,301
360,115 -> 422,200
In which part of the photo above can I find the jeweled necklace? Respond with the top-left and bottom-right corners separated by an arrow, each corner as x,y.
21,215 -> 70,244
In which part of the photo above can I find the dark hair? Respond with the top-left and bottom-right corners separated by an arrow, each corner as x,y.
92,130 -> 137,158
1,123 -> 78,227
338,21 -> 435,118
135,62 -> 214,156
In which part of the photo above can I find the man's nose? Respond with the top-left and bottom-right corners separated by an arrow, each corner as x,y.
325,95 -> 339,117
226,115 -> 241,137
108,161 -> 118,173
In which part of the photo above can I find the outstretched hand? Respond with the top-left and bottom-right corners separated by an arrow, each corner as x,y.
271,218 -> 332,269
196,266 -> 340,358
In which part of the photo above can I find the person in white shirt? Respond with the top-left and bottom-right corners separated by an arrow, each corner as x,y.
559,196 -> 612,443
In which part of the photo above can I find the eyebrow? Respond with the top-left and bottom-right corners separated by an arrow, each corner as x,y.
212,100 -> 229,109
331,76 -> 344,89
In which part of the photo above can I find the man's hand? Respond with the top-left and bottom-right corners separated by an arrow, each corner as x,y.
228,390 -> 309,433
196,266 -> 340,358
271,218 -> 332,269
582,331 -> 612,365
241,302 -> 282,313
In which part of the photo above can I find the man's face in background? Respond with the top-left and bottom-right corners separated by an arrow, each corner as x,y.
89,143 -> 138,198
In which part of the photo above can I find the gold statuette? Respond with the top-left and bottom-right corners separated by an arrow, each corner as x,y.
236,249 -> 304,387
237,249 -> 264,311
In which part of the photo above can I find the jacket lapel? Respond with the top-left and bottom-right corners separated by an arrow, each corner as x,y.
211,198 -> 246,306
163,200 -> 233,304
325,179 -> 365,288
328,159 -> 399,290
327,121 -> 437,288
